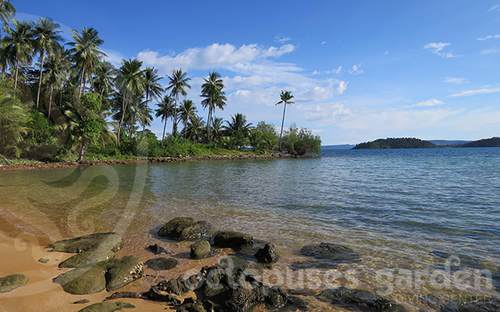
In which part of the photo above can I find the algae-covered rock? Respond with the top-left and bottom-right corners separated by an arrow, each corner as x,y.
179,221 -> 214,241
78,301 -> 135,312
158,217 -> 194,239
106,256 -> 144,291
318,287 -> 406,312
54,264 -> 107,295
49,232 -> 122,253
190,240 -> 212,259
144,257 -> 178,271
0,274 -> 28,293
59,247 -> 116,268
301,242 -> 360,262
213,231 -> 254,250
255,243 -> 279,264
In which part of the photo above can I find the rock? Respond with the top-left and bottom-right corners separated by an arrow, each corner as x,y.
255,243 -> 279,264
158,217 -> 194,239
73,299 -> 90,304
300,243 -> 360,262
59,247 -> 116,268
145,244 -> 170,255
54,264 -> 107,295
176,299 -> 207,312
49,232 -> 122,253
213,231 -> 254,250
441,298 -> 500,312
190,240 -> 211,259
38,258 -> 50,264
318,287 -> 406,312
106,256 -> 144,291
0,274 -> 28,293
144,257 -> 178,271
78,301 -> 135,312
179,221 -> 214,241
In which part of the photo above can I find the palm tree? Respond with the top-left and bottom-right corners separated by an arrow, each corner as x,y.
184,114 -> 205,142
201,71 -> 226,141
0,0 -> 15,39
166,69 -> 190,136
33,18 -> 62,109
225,113 -> 252,148
44,47 -> 70,119
115,59 -> 144,143
92,61 -> 115,99
155,95 -> 175,141
276,90 -> 294,151
211,117 -> 224,143
3,20 -> 34,92
179,99 -> 197,137
68,27 -> 104,97
143,67 -> 163,104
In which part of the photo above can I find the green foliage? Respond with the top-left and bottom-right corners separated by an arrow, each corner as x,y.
282,127 -> 321,156
0,92 -> 28,157
250,122 -> 278,151
354,138 -> 435,149
26,111 -> 55,145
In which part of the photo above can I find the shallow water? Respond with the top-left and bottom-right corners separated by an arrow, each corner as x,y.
1,147 -> 499,308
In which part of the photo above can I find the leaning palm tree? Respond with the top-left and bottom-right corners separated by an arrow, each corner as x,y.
33,18 -> 62,109
3,21 -> 34,92
276,90 -> 294,151
166,69 -> 190,136
155,95 -> 175,141
179,99 -> 197,138
0,0 -> 15,39
143,67 -> 163,104
68,27 -> 104,97
201,71 -> 226,141
115,58 -> 144,143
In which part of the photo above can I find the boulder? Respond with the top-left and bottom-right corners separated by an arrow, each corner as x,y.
179,221 -> 214,241
158,217 -> 194,239
318,287 -> 406,312
255,243 -> 279,264
441,298 -> 500,312
38,258 -> 49,264
213,231 -> 254,250
106,256 -> 144,291
145,244 -> 171,255
59,247 -> 116,268
176,299 -> 207,312
144,257 -> 178,271
190,240 -> 212,259
49,232 -> 122,253
0,274 -> 28,293
78,301 -> 135,312
54,264 -> 107,295
300,243 -> 360,262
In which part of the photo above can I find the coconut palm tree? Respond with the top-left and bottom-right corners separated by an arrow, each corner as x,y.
44,47 -> 70,119
155,95 -> 175,141
33,18 -> 62,109
276,90 -> 294,151
179,99 -> 196,137
211,117 -> 224,143
166,69 -> 190,136
184,114 -> 205,142
143,67 -> 163,104
225,113 -> 252,148
0,0 -> 15,39
3,20 -> 34,92
201,71 -> 226,142
115,58 -> 144,143
68,27 -> 104,97
92,61 -> 115,102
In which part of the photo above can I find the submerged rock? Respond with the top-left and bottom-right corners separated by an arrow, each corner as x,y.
145,243 -> 171,255
255,243 -> 279,264
54,264 -> 108,295
300,242 -> 360,262
190,240 -> 212,259
441,298 -> 500,312
213,231 -> 254,250
318,287 -> 406,312
0,274 -> 28,293
78,301 -> 135,312
144,257 -> 178,271
158,217 -> 195,239
106,256 -> 144,291
179,221 -> 214,241
49,232 -> 122,253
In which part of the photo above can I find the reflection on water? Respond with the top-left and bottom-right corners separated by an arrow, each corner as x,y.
0,147 -> 499,304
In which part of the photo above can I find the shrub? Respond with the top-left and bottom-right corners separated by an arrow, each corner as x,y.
0,93 -> 29,158
250,122 -> 278,151
282,127 -> 321,156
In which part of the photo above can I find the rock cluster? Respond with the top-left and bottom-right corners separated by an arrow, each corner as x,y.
158,217 -> 214,241
318,287 -> 406,312
0,274 -> 28,293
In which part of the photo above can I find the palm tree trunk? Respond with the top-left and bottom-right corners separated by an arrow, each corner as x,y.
78,141 -> 87,162
162,118 -> 167,142
172,95 -> 178,136
13,63 -> 19,93
48,85 -> 54,119
279,102 -> 287,151
117,99 -> 127,145
78,68 -> 85,98
36,51 -> 45,109
206,105 -> 212,142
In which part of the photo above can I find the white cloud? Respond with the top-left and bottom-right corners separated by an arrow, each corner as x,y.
416,98 -> 444,107
275,36 -> 292,43
298,103 -> 351,124
320,41 -> 327,45
450,87 -> 500,97
424,42 -> 457,58
480,48 -> 500,55
337,80 -> 348,95
103,49 -> 125,67
444,77 -> 468,84
477,34 -> 500,41
335,66 -> 342,74
488,4 -> 500,12
349,64 -> 364,75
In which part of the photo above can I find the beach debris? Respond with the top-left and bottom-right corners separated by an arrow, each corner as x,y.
106,256 -> 144,291
78,301 -> 135,312
300,242 -> 360,262
0,274 -> 28,293
144,257 -> 178,271
38,258 -> 50,263
145,243 -> 171,255
190,240 -> 212,259
213,231 -> 254,250
255,243 -> 279,264
318,287 -> 406,311
158,217 -> 214,241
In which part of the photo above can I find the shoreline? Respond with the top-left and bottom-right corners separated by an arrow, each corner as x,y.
0,153 -> 295,172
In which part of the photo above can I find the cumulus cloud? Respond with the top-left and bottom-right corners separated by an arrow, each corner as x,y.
450,87 -> 500,97
349,64 -> 364,75
444,77 -> 468,84
103,49 -> 125,67
424,42 -> 457,58
416,98 -> 444,107
298,103 -> 351,124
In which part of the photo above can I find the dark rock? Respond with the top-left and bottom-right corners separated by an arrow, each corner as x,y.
145,243 -> 171,255
179,221 -> 214,241
0,274 -> 28,293
106,256 -> 144,291
300,243 -> 360,262
38,258 -> 50,263
49,232 -> 122,254
145,257 -> 178,271
213,231 -> 254,250
441,298 -> 500,312
318,287 -> 406,312
59,247 -> 116,268
73,299 -> 90,304
54,264 -> 107,295
78,301 -> 135,312
158,217 -> 195,239
255,243 -> 279,264
190,240 -> 212,259
176,298 -> 207,312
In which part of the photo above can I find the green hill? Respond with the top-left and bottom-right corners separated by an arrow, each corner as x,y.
461,137 -> 500,148
353,138 -> 436,149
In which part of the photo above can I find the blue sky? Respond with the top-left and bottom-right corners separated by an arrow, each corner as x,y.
14,0 -> 500,144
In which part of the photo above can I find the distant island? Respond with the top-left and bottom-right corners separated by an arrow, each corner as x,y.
353,137 -> 500,149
